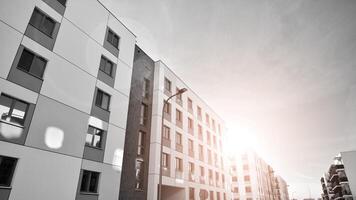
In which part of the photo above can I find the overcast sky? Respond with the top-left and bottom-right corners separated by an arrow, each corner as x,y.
101,0 -> 356,198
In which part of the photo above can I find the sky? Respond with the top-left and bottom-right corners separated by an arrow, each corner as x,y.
100,0 -> 356,198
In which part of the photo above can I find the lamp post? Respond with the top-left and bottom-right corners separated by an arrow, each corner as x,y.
158,88 -> 187,200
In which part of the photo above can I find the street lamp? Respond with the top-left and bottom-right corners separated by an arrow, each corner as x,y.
158,88 -> 187,200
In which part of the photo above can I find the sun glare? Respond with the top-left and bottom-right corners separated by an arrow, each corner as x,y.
224,124 -> 259,157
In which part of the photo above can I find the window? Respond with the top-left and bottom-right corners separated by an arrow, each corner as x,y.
188,98 -> 193,110
206,131 -> 211,145
200,166 -> 205,176
86,126 -> 104,148
243,164 -> 249,170
199,145 -> 204,160
164,101 -> 171,115
95,89 -> 110,111
188,139 -> 194,154
143,78 -> 150,98
233,187 -> 239,193
176,132 -> 182,145
189,162 -> 194,174
212,119 -> 216,131
162,153 -> 169,168
215,172 -> 219,183
107,29 -> 119,49
0,156 -> 17,187
188,118 -> 194,129
140,103 -> 148,125
208,149 -> 212,164
214,153 -> 218,166
245,186 -> 252,193
176,109 -> 182,122
137,131 -> 145,156
0,94 -> 29,126
189,187 -> 195,200
198,124 -> 203,140
217,192 -> 220,200
163,126 -> 170,140
99,56 -> 114,77
218,124 -> 221,135
244,175 -> 250,182
17,48 -> 47,78
57,0 -> 67,6
205,113 -> 210,126
176,88 -> 182,102
197,106 -> 202,119
210,191 -> 214,200
175,157 -> 183,171
164,77 -> 171,92
232,176 -> 238,182
80,170 -> 100,193
135,160 -> 144,190
29,8 -> 56,37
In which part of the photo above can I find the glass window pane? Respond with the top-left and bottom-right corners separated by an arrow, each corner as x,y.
99,57 -> 106,71
42,17 -> 55,36
95,90 -> 103,107
29,10 -> 43,28
18,49 -> 34,72
101,94 -> 110,110
89,172 -> 99,192
30,57 -> 46,78
85,133 -> 93,146
113,35 -> 119,48
0,156 -> 17,186
107,31 -> 113,43
104,61 -> 112,75
80,171 -> 90,192
93,132 -> 102,148
0,95 -> 13,122
10,100 -> 28,126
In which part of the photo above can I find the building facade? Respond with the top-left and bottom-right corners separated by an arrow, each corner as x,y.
0,0 -> 135,200
320,151 -> 356,200
230,151 -> 288,200
146,61 -> 230,200
275,175 -> 289,200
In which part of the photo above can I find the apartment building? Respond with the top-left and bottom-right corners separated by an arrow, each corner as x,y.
0,0 -> 135,200
142,61 -> 230,200
230,151 -> 288,200
275,175 -> 289,200
320,151 -> 356,200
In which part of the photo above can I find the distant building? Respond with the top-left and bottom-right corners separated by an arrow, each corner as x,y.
229,151 -> 289,200
320,151 -> 356,200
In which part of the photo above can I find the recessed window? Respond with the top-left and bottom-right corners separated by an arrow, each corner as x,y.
189,187 -> 195,200
140,103 -> 148,126
85,126 -> 103,148
95,89 -> 110,111
99,56 -> 114,77
205,113 -> 210,126
189,162 -> 194,174
243,164 -> 249,170
176,87 -> 182,102
162,153 -> 169,169
0,155 -> 17,187
188,98 -> 193,110
188,118 -> 194,129
176,132 -> 182,145
80,170 -> 100,193
175,157 -> 183,172
164,101 -> 171,115
245,186 -> 252,193
200,166 -> 204,176
135,159 -> 144,190
142,78 -> 150,98
188,139 -> 194,152
137,131 -> 145,157
244,175 -> 250,182
17,48 -> 47,78
107,29 -> 119,49
0,94 -> 29,126
164,77 -> 171,93
197,106 -> 202,118
29,8 -> 56,37
163,125 -> 170,140
176,109 -> 182,122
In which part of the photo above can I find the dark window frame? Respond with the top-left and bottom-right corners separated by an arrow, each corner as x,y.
107,29 -> 120,49
99,56 -> 114,77
17,48 -> 47,79
85,126 -> 104,149
29,8 -> 56,38
0,155 -> 18,187
95,89 -> 111,111
80,170 -> 100,194
0,93 -> 29,127
57,0 -> 67,6
137,131 -> 145,157
135,159 -> 144,190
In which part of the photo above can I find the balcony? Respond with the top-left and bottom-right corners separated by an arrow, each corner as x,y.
338,171 -> 348,182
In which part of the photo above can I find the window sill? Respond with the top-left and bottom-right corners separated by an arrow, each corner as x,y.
85,144 -> 103,150
0,119 -> 25,129
80,192 -> 99,196
0,186 -> 12,189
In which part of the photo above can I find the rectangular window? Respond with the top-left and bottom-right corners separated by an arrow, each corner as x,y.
143,78 -> 150,98
233,187 -> 239,193
188,139 -> 194,153
232,176 -> 238,182
213,136 -> 217,148
140,103 -> 148,126
205,113 -> 210,126
206,131 -> 211,145
99,56 -> 113,77
189,187 -> 195,200
162,153 -> 169,168
135,159 -> 144,190
164,101 -> 171,115
175,157 -> 182,171
85,126 -> 104,148
208,149 -> 212,164
29,8 -> 56,37
80,170 -> 100,193
189,162 -> 194,174
198,124 -> 203,140
0,155 -> 17,187
107,29 -> 119,49
176,88 -> 182,102
245,186 -> 252,193
176,132 -> 182,145
212,119 -> 216,131
137,131 -> 145,157
243,164 -> 249,171
199,145 -> 204,160
163,125 -> 170,140
188,118 -> 194,129
164,77 -> 171,92
176,109 -> 182,122
244,175 -> 250,182
0,94 -> 29,126
17,48 -> 47,78
200,166 -> 204,176
188,98 -> 193,110
197,106 -> 202,118
95,89 -> 110,111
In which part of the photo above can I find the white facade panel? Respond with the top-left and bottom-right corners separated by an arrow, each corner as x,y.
0,21 -> 22,79
98,164 -> 122,200
107,14 -> 136,67
114,59 -> 133,97
40,52 -> 97,114
64,0 -> 109,44
0,0 -> 35,33
103,124 -> 125,168
0,141 -> 81,200
53,18 -> 103,77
